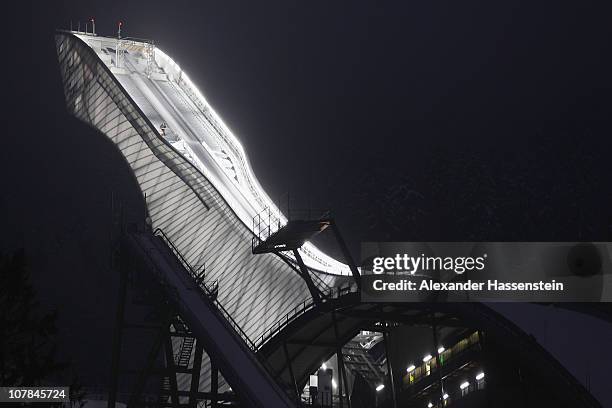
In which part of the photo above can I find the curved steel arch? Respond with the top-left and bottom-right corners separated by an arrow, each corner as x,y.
256,295 -> 601,408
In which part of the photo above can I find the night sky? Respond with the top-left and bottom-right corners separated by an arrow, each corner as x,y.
3,0 -> 612,405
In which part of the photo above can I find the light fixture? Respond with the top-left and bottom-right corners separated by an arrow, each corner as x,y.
443,393 -> 449,400
437,346 -> 445,354
476,372 -> 485,380
309,375 -> 318,387
423,354 -> 432,363
376,384 -> 385,392
407,364 -> 416,373
427,403 -> 433,408
321,363 -> 327,370
332,379 -> 337,389
460,381 -> 470,390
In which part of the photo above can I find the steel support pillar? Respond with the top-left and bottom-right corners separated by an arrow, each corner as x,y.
332,311 -> 351,408
108,262 -> 128,408
292,249 -> 322,304
340,352 -> 351,408
383,327 -> 397,408
164,335 -> 180,408
432,316 -> 445,403
128,314 -> 173,408
210,360 -> 219,408
189,340 -> 204,408
283,341 -> 301,405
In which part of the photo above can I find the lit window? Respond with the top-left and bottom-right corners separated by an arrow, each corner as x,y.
309,375 -> 318,387
476,372 -> 485,390
460,381 -> 470,397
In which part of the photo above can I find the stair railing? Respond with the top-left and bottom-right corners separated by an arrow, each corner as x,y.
153,228 -> 257,351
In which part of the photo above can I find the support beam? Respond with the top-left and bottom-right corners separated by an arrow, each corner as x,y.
340,355 -> 351,408
164,335 -> 180,408
286,339 -> 338,347
108,264 -> 128,408
128,315 -> 172,408
176,390 -> 235,400
382,326 -> 397,408
330,221 -> 361,289
120,367 -> 193,375
332,311 -> 351,408
283,342 -> 301,405
432,317 -> 445,404
189,340 -> 204,408
337,310 -> 463,328
292,249 -> 322,304
210,359 -> 219,408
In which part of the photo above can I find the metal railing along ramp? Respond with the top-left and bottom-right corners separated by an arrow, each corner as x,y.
125,230 -> 296,408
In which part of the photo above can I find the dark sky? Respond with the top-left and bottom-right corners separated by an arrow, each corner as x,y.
22,0 -> 612,251
2,0 -> 612,405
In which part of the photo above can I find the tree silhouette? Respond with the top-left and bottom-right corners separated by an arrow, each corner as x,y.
0,250 -> 87,406
0,249 -> 67,385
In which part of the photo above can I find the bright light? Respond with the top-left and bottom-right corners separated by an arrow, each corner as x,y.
148,48 -> 353,277
423,354 -> 432,363
321,363 -> 327,370
427,403 -> 433,408
332,379 -> 337,389
460,381 -> 470,390
443,393 -> 449,400
309,375 -> 318,387
407,364 -> 416,373
437,347 -> 445,354
476,372 -> 485,380
376,384 -> 385,392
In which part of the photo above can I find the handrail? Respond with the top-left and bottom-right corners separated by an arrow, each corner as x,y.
152,227 -> 357,353
254,282 -> 359,350
153,228 -> 257,351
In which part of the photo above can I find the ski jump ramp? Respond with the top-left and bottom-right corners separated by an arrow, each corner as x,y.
55,30 -> 352,400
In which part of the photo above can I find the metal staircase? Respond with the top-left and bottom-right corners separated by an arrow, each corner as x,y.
177,336 -> 195,368
124,229 -> 296,408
